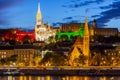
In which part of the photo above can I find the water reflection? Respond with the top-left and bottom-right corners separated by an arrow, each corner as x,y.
0,76 -> 119,80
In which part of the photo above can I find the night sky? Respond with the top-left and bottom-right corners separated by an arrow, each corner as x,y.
0,0 -> 120,30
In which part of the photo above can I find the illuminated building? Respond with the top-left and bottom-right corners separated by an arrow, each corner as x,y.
94,28 -> 118,37
69,36 -> 83,66
5,3 -> 57,43
14,45 -> 41,66
15,28 -> 35,42
118,32 -> 120,37
5,28 -> 35,43
35,3 -> 56,42
90,19 -> 118,37
116,46 -> 120,51
59,19 -> 119,41
14,45 -> 35,66
57,24 -> 84,40
0,46 -> 14,59
69,17 -> 90,66
0,45 -> 41,66
90,45 -> 120,66
60,23 -> 82,32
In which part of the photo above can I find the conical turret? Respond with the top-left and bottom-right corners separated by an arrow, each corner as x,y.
92,19 -> 97,28
90,19 -> 97,36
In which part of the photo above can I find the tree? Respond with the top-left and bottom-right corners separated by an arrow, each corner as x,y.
61,35 -> 68,41
0,55 -> 18,66
7,54 -> 18,66
23,35 -> 31,44
90,53 -> 101,66
47,36 -> 56,43
0,58 -> 6,65
8,55 -> 18,62
40,52 -> 67,66
78,54 -> 87,66
40,52 -> 53,66
34,57 -> 42,66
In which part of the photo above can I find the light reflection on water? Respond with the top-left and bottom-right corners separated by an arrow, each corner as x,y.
0,76 -> 119,80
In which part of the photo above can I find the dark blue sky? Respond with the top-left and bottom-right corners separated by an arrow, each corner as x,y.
0,0 -> 120,30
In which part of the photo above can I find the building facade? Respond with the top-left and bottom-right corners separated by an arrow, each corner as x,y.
90,20 -> 118,37
0,45 -> 42,66
0,46 -> 14,59
60,23 -> 82,32
118,32 -> 120,37
35,3 -> 56,42
94,28 -> 118,37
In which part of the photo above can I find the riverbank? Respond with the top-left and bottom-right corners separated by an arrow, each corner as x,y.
0,68 -> 120,76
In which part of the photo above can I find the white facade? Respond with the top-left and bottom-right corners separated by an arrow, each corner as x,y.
35,3 -> 56,42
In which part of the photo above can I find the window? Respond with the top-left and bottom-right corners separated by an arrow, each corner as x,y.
4,52 -> 6,54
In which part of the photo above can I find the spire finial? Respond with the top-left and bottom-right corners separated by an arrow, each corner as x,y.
85,16 -> 88,23
85,8 -> 88,16
38,3 -> 41,13
85,8 -> 88,22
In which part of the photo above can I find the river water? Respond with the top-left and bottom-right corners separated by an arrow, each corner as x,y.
0,76 -> 119,80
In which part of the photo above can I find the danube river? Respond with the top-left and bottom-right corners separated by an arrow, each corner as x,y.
0,76 -> 119,80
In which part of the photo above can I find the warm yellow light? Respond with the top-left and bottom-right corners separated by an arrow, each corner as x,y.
37,76 -> 41,80
20,76 -> 23,80
8,76 -> 12,80
24,76 -> 27,80
46,76 -> 51,80
29,76 -> 32,80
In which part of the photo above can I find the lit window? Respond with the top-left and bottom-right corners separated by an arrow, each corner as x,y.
4,52 -> 6,54
104,50 -> 106,53
2,55 -> 3,58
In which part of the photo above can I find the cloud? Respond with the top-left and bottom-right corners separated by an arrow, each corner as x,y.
91,15 -> 101,18
96,1 -> 120,27
52,15 -> 86,27
52,22 -> 63,27
52,19 -> 80,27
0,0 -> 23,9
0,12 -> 9,26
100,6 -> 112,9
63,17 -> 73,21
0,0 -> 25,27
0,20 -> 8,25
62,0 -> 104,8
62,15 -> 83,23
67,20 -> 80,23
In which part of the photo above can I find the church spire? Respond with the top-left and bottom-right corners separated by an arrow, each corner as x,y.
83,16 -> 90,66
84,17 -> 89,35
36,2 -> 42,25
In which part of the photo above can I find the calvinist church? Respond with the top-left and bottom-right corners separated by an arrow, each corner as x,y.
69,17 -> 90,67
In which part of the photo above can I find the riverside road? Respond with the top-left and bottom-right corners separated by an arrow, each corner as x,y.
0,67 -> 120,76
